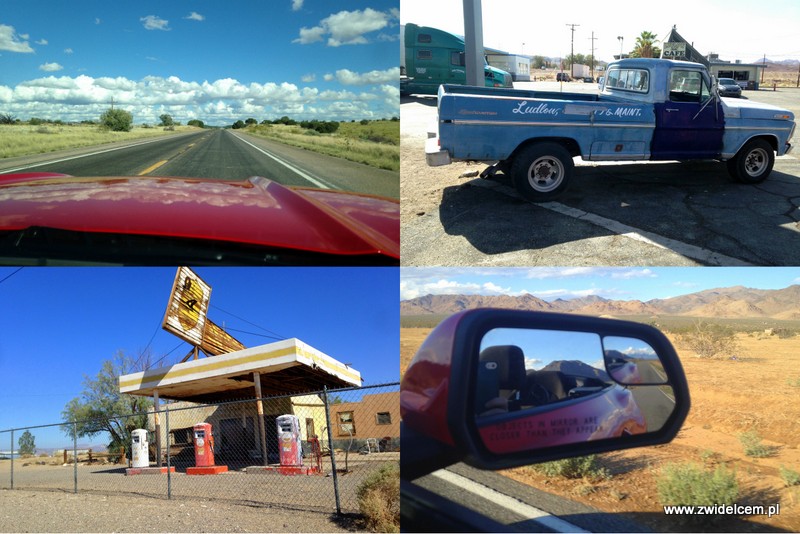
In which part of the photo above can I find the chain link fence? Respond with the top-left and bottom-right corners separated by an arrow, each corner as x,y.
0,383 -> 399,515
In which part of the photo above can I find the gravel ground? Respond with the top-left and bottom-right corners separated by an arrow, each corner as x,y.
0,453 -> 399,532
0,489 -> 358,532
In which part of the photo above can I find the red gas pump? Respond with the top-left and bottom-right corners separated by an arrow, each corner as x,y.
193,422 -> 214,467
276,415 -> 303,467
186,422 -> 228,475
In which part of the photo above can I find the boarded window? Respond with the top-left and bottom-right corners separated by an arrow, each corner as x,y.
376,412 -> 392,425
337,411 -> 355,436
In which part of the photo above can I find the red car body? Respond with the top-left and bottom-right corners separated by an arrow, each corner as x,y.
0,173 -> 399,263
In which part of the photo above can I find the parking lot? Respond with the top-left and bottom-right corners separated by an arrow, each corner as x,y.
401,86 -> 800,266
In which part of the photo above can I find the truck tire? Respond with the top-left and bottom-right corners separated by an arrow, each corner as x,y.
511,142 -> 574,202
726,138 -> 774,184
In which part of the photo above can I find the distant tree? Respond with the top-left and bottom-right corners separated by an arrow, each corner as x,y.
18,430 -> 35,456
531,55 -> 547,69
158,114 -> 174,127
631,31 -> 661,59
390,116 -> 399,122
99,108 -> 133,132
187,119 -> 205,128
232,120 -> 245,129
275,115 -> 296,126
245,118 -> 257,126
0,113 -> 16,125
29,117 -> 45,126
61,351 -> 153,457
260,120 -> 270,125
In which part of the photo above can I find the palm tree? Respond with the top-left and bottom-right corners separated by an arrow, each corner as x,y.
631,31 -> 660,58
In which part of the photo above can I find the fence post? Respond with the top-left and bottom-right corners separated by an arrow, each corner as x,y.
323,386 -> 341,515
166,405 -> 171,500
10,429 -> 14,490
73,422 -> 78,494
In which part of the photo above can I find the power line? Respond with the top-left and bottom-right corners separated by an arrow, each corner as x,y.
210,303 -> 286,341
0,267 -> 23,286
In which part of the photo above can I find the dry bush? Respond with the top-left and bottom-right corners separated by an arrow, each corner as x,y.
356,463 -> 400,533
680,320 -> 740,359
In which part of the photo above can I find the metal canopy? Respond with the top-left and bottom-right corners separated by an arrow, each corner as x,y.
118,338 -> 361,403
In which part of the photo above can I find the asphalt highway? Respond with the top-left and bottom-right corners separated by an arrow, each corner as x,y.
0,129 -> 398,199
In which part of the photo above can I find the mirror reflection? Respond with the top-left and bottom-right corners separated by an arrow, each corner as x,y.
602,336 -> 667,385
476,328 -> 676,455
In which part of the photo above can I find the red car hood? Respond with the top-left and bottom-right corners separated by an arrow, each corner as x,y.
0,174 -> 399,260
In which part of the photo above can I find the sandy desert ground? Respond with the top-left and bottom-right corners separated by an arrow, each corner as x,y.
401,326 -> 800,532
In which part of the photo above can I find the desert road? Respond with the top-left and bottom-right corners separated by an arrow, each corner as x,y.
0,129 -> 398,199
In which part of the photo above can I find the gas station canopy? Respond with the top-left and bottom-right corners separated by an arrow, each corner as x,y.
118,338 -> 361,403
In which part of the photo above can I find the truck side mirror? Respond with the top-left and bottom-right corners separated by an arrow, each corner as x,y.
401,309 -> 690,472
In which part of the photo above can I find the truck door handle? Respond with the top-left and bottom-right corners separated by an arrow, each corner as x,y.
666,108 -> 680,112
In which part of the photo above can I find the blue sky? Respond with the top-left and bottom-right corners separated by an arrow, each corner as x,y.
0,267 -> 399,449
0,0 -> 400,125
400,267 -> 800,302
401,0 -> 800,64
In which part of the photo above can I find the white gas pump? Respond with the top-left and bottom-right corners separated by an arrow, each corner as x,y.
276,415 -> 303,467
131,429 -> 149,468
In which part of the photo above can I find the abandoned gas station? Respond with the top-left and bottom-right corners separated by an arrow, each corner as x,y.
118,268 -> 398,475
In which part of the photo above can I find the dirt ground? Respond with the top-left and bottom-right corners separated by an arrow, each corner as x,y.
401,326 -> 800,532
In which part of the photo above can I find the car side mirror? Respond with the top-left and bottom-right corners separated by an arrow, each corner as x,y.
401,309 -> 690,472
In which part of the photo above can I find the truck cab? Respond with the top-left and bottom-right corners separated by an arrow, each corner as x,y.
401,23 -> 512,96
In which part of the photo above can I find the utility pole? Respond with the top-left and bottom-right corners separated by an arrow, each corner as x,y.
463,0 -> 485,87
108,97 -> 116,110
588,32 -> 597,80
566,23 -> 579,77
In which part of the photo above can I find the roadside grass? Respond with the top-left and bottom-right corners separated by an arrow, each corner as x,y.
242,120 -> 399,171
0,123 -> 198,160
527,454 -> 610,482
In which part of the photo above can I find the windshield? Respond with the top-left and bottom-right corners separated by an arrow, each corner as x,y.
0,0 -> 400,265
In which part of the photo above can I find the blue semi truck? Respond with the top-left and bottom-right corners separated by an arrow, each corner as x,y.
426,58 -> 795,201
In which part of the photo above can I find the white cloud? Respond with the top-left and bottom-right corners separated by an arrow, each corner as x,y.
64,48 -> 74,54
39,62 -> 63,72
291,0 -> 304,11
293,8 -> 395,47
483,282 -> 510,293
185,12 -> 205,21
3,73 -> 398,124
323,73 -> 334,82
140,15 -> 170,31
95,18 -> 101,25
35,39 -> 48,45
334,67 -> 399,86
0,24 -> 34,53
294,26 -> 326,45
301,74 -> 315,83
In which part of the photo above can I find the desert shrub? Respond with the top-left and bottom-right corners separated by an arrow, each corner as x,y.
657,462 -> 738,525
739,431 -> 775,458
356,463 -> 399,533
529,454 -> 609,481
780,465 -> 800,487
100,108 -> 133,132
681,320 -> 739,358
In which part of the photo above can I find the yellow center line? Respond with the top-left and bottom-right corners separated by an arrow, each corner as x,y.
138,159 -> 169,176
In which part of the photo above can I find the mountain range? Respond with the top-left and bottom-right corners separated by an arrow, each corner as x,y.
400,285 -> 800,320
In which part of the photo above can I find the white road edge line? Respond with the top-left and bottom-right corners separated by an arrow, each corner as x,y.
432,469 -> 589,533
0,135 -> 189,174
539,201 -> 754,266
228,131 -> 335,190
473,180 -> 754,266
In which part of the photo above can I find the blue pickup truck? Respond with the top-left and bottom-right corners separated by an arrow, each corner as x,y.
426,58 -> 796,201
